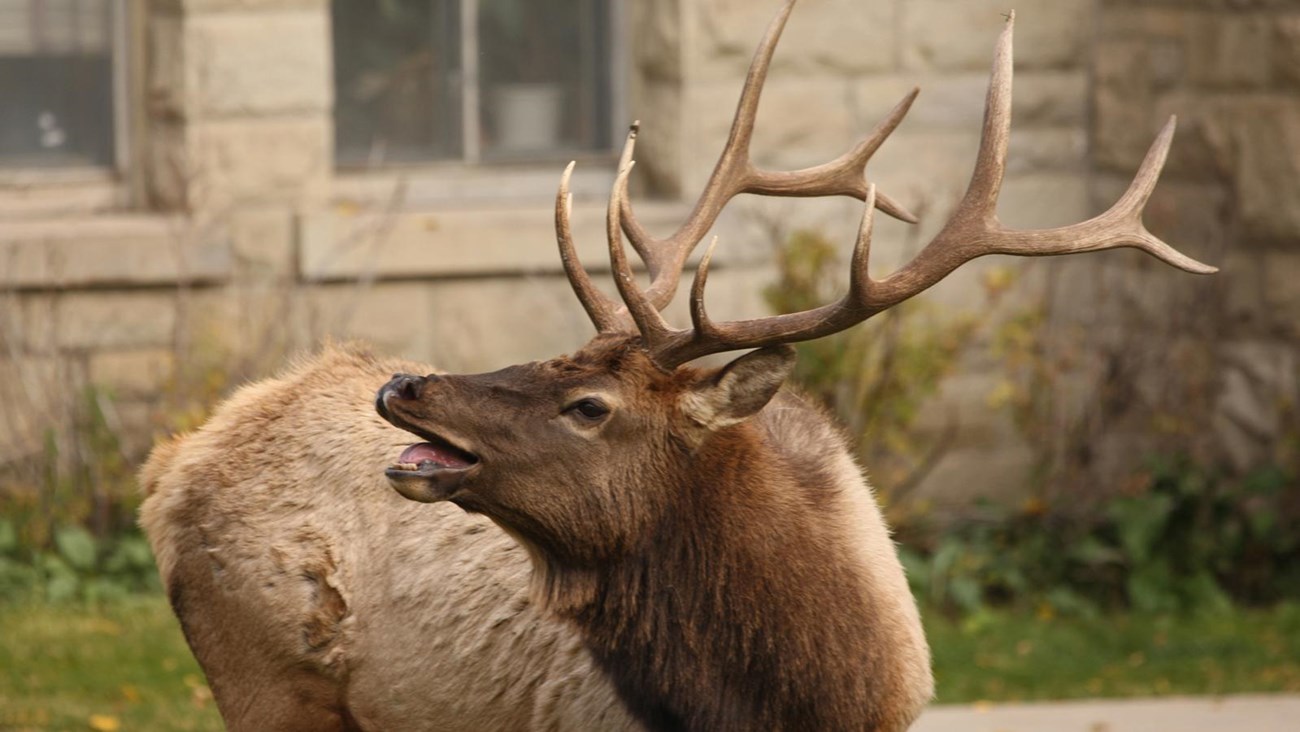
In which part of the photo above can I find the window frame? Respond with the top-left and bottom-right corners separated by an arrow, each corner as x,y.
332,0 -> 629,192
0,0 -> 133,183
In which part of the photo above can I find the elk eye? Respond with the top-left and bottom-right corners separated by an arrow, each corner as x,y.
566,398 -> 610,421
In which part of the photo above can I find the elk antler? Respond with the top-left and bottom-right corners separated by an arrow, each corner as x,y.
597,8 -> 1215,369
556,0 -> 918,331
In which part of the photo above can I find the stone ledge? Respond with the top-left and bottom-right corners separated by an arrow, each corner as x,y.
301,263 -> 775,372
12,291 -> 182,352
299,200 -> 704,282
0,179 -> 125,221
0,215 -> 231,289
150,0 -> 328,15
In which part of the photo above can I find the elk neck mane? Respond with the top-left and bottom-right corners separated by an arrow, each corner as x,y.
514,382 -> 929,731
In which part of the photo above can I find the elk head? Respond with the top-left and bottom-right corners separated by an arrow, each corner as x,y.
377,333 -> 794,566
378,0 -> 1214,571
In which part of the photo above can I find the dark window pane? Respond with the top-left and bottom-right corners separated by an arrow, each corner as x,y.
0,0 -> 115,168
332,0 -> 463,166
479,0 -> 612,160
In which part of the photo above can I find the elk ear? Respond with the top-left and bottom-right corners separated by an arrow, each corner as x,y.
683,346 -> 796,431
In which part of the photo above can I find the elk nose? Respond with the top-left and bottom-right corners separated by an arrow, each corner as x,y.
386,373 -> 427,402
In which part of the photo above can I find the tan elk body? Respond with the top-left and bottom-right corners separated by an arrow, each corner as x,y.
140,2 -> 1213,730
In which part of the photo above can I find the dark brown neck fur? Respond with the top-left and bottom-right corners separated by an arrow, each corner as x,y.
553,412 -> 914,731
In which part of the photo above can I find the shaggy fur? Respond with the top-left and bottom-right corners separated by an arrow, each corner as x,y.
140,345 -> 639,731
142,338 -> 932,731
375,336 -> 933,730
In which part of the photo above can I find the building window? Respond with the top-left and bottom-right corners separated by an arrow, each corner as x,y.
0,0 -> 120,168
332,0 -> 619,168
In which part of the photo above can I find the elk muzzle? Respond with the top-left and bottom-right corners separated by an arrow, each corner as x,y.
377,373 -> 481,503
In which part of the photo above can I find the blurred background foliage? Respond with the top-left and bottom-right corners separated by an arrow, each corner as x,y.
1,224 -> 1297,619
1,224 -> 1298,728
765,227 -> 1300,622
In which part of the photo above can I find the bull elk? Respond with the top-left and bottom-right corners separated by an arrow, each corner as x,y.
140,2 -> 1214,730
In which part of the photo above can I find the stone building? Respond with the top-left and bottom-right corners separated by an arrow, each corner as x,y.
1,0 -> 1296,507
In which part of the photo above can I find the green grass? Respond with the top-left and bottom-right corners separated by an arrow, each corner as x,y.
1,595 -> 1298,730
926,603 -> 1300,703
0,596 -> 222,732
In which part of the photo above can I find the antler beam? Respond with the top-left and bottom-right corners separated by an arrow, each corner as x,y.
604,9 -> 1215,369
556,0 -> 918,331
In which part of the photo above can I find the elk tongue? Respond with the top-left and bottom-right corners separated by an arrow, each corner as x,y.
398,442 -> 472,470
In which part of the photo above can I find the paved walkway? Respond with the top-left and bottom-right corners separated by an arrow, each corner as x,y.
912,694 -> 1300,732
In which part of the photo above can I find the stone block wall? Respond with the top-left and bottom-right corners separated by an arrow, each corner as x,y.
145,0 -> 332,212
2,0 -> 1293,509
1046,0 -> 1300,491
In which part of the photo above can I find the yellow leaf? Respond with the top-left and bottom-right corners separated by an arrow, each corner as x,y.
972,700 -> 993,713
88,714 -> 121,732
981,266 -> 1016,297
986,380 -> 1017,409
120,684 -> 141,703
85,619 -> 123,636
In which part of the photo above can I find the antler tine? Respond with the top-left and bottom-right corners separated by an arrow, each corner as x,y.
959,9 -> 1015,220
744,88 -> 920,220
614,0 -> 918,317
556,162 -> 623,332
663,186 -> 882,367
1109,116 -> 1215,273
870,11 -> 1216,307
688,236 -> 721,338
613,124 -> 654,271
639,10 -> 1215,369
607,162 -> 676,348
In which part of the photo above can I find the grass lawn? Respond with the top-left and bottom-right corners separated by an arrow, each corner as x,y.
2,595 -> 1298,730
0,596 -> 222,731
928,603 -> 1300,703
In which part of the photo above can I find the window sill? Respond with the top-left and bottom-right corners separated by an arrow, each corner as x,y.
0,213 -> 230,291
304,187 -> 692,283
332,156 -> 622,211
0,167 -> 129,220
0,166 -> 117,186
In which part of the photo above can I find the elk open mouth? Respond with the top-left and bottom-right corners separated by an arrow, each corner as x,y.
385,433 -> 480,503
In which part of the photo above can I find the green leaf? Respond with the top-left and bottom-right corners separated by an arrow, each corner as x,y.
1183,572 -> 1232,616
1127,562 -> 1175,613
950,576 -> 985,614
1111,494 -> 1174,564
1072,536 -> 1124,566
896,547 -> 931,597
54,526 -> 98,571
1044,587 -> 1100,620
84,577 -> 129,603
45,572 -> 79,602
0,518 -> 16,555
1247,509 -> 1277,540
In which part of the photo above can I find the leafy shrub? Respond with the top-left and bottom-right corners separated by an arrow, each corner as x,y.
0,518 -> 159,604
901,457 -> 1300,617
762,228 -> 1000,508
